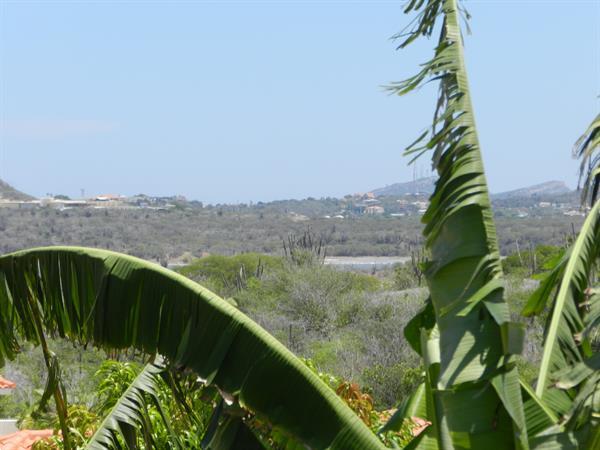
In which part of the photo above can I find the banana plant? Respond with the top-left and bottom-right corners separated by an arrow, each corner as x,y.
574,113 -> 600,206
0,247 -> 386,450
523,201 -> 599,401
385,1 -> 600,448
87,360 -> 167,449
386,0 -> 528,448
520,114 -> 600,447
0,2 -> 597,449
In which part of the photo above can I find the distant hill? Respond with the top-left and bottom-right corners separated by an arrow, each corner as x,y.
0,179 -> 35,201
372,177 -> 436,197
492,181 -> 571,200
371,178 -> 577,206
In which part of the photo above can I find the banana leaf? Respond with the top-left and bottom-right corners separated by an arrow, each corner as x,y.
390,1 -> 528,448
574,113 -> 600,206
87,360 -> 166,450
0,246 -> 385,450
523,200 -> 600,419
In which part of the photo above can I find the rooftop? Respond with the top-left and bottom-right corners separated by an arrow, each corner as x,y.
0,429 -> 54,450
0,377 -> 16,390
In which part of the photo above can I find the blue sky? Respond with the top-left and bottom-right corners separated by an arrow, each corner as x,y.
0,0 -> 598,203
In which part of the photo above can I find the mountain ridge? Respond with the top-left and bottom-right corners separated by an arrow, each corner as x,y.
492,180 -> 571,199
0,176 -> 575,205
0,179 -> 35,201
371,178 -> 573,199
371,177 -> 437,197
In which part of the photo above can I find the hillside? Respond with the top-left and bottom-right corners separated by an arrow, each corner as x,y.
371,177 -> 436,197
372,178 -> 574,202
492,180 -> 571,200
0,179 -> 35,201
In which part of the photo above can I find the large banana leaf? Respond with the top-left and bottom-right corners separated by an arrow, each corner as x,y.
388,0 -> 528,448
0,246 -> 385,450
521,199 -> 600,445
574,113 -> 600,206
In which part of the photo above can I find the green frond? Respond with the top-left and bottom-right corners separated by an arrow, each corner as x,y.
0,246 -> 385,450
523,201 -> 600,401
201,400 -> 265,450
391,1 -> 528,448
520,199 -> 600,444
378,383 -> 426,435
574,113 -> 600,206
520,381 -> 558,438
87,360 -> 166,450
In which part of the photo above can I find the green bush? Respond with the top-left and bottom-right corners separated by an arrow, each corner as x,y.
361,362 -> 423,409
393,263 -> 419,290
502,244 -> 564,276
177,253 -> 283,297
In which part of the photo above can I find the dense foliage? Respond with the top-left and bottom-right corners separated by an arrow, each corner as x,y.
0,0 -> 597,448
0,205 -> 581,262
3,350 -> 414,449
178,253 -> 422,408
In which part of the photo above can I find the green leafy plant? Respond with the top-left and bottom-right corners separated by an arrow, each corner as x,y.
380,1 -> 599,449
574,114 -> 600,206
0,2 -> 597,449
384,0 -> 529,447
0,247 -> 385,449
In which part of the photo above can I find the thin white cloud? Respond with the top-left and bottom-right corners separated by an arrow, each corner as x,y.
0,119 -> 118,139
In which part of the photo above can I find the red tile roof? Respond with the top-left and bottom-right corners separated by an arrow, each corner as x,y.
0,377 -> 16,390
411,416 -> 432,437
0,429 -> 54,450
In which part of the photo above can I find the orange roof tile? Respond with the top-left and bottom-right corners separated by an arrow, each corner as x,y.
0,377 -> 16,390
410,416 -> 432,437
0,429 -> 54,450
